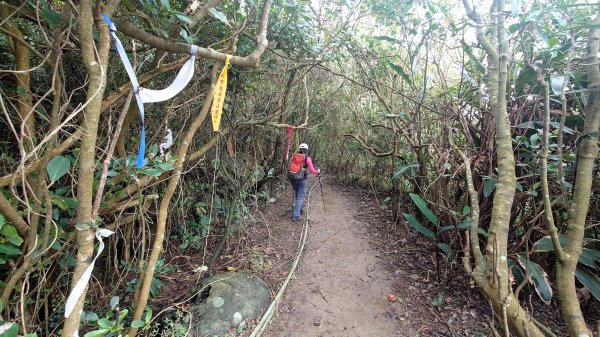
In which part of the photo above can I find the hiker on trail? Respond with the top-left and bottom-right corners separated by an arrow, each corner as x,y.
288,143 -> 320,222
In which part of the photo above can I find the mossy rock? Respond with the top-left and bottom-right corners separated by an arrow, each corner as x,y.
188,272 -> 271,336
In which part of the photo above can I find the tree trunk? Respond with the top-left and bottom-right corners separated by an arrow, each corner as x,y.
62,3 -> 114,336
556,14 -> 600,337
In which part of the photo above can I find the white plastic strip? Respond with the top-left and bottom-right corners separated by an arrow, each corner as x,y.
101,14 -> 198,167
64,228 -> 114,318
140,46 -> 197,103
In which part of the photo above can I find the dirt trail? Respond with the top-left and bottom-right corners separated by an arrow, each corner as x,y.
263,180 -> 402,336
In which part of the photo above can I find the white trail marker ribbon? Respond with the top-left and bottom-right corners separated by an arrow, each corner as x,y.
64,228 -> 114,318
101,14 -> 198,167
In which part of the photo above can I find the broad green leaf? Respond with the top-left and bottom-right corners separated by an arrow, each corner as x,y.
0,214 -> 5,227
157,163 -> 175,171
533,235 -> 599,269
159,0 -> 170,10
392,164 -> 418,180
518,256 -> 552,304
145,307 -> 153,322
437,242 -> 450,254
575,267 -> 600,301
16,86 -> 26,97
47,155 -> 71,183
208,8 -> 229,26
1,322 -> 19,337
483,178 -> 496,198
0,224 -> 18,238
386,61 -> 412,86
139,168 -> 162,177
118,308 -> 129,322
131,320 -> 146,328
110,296 -> 120,309
83,329 -> 110,337
0,243 -> 21,256
409,193 -> 437,225
97,318 -> 111,329
2,225 -> 23,246
402,213 -> 435,239
39,0 -> 60,28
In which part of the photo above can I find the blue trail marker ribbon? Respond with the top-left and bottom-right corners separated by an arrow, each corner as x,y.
101,14 -> 198,167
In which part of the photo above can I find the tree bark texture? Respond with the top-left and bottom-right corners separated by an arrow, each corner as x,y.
62,2 -> 115,336
556,14 -> 600,337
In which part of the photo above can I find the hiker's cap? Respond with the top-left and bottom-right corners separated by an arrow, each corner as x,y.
299,143 -> 309,150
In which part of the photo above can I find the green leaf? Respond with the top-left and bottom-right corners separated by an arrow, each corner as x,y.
83,329 -> 110,337
386,61 -> 412,86
145,307 -> 153,322
575,267 -> 600,301
110,296 -> 120,309
157,163 -> 175,171
0,243 -> 21,256
518,256 -> 552,304
24,334 -> 38,337
139,168 -> 162,177
2,225 -> 23,246
409,193 -> 437,225
461,41 -> 485,74
402,213 -> 435,239
159,0 -> 170,10
1,322 -> 19,337
208,8 -> 229,26
373,36 -> 400,43
437,242 -> 451,255
533,234 -> 599,269
47,155 -> 71,183
174,13 -> 193,25
39,0 -> 60,29
392,164 -> 418,180
16,86 -> 26,97
131,320 -> 146,328
483,178 -> 496,198
97,318 -> 111,329
1,224 -> 18,238
118,308 -> 129,322
0,214 -> 5,227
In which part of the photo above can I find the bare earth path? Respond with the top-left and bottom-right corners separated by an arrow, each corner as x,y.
262,180 -> 402,336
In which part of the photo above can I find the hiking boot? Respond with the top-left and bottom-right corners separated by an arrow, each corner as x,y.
292,217 -> 300,222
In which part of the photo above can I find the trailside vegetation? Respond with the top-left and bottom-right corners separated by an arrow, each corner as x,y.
0,1 -> 599,337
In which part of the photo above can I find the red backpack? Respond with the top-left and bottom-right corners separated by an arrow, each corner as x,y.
288,153 -> 307,180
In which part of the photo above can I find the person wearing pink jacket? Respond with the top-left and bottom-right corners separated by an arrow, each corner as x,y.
289,143 -> 320,221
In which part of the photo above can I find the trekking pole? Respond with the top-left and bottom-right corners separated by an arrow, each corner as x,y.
318,174 -> 326,212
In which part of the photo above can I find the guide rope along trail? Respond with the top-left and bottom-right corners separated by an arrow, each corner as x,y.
249,177 -> 321,337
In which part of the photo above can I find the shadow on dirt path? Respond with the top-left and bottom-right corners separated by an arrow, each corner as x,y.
263,179 -> 402,337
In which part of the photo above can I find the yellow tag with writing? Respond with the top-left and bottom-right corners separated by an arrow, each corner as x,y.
211,56 -> 230,132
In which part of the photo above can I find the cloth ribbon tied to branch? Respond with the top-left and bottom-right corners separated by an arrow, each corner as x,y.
211,56 -> 231,132
102,14 -> 198,167
64,226 -> 114,319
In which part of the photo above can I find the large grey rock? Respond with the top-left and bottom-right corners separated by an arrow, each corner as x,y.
188,272 -> 271,336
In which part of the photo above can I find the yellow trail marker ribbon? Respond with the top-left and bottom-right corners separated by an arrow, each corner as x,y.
211,56 -> 231,132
